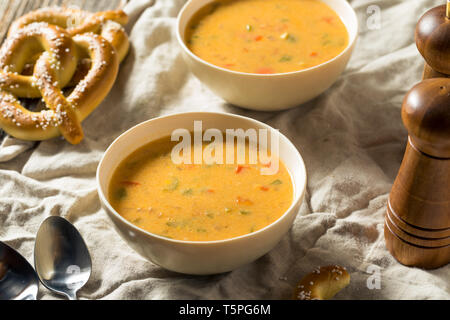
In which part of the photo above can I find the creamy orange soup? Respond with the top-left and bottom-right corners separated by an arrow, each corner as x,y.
109,136 -> 293,241
186,0 -> 349,74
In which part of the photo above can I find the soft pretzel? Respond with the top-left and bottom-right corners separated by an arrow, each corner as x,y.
293,265 -> 350,300
0,7 -> 129,144
8,7 -> 129,62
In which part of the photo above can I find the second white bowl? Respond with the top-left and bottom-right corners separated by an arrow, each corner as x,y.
97,112 -> 307,275
176,0 -> 358,111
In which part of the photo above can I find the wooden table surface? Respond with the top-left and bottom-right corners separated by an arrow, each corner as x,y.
0,0 -> 126,141
0,0 -> 125,45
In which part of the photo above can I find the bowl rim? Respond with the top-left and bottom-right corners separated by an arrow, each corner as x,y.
96,111 -> 307,245
176,0 -> 359,77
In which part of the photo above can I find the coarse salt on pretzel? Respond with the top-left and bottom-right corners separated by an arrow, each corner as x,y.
0,7 -> 129,144
8,7 -> 130,62
293,265 -> 350,300
0,22 -> 78,99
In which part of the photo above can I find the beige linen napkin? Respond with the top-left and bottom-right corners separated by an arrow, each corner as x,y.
0,0 -> 448,299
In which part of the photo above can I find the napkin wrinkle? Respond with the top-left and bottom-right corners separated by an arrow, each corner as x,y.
124,0 -> 156,32
0,137 -> 36,163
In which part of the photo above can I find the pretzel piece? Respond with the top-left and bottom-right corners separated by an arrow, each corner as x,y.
293,265 -> 350,300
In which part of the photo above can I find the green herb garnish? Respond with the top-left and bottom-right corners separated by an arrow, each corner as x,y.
287,34 -> 297,42
182,188 -> 193,196
164,177 -> 179,192
115,187 -> 127,200
166,221 -> 179,227
271,179 -> 283,185
279,55 -> 292,62
281,33 -> 297,42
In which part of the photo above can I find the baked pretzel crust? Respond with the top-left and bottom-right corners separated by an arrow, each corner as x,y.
293,265 -> 350,300
0,7 -> 129,144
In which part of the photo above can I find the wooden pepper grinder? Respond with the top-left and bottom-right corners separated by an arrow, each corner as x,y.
385,1 -> 450,269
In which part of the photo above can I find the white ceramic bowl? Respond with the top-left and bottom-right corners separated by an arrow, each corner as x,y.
97,112 -> 307,275
176,0 -> 358,111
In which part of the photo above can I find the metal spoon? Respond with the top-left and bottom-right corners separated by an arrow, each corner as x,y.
34,216 -> 92,300
0,241 -> 39,300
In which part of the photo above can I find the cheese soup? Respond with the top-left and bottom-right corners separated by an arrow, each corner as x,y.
109,136 -> 293,241
186,0 -> 349,74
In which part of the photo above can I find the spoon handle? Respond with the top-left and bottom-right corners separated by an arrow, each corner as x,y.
64,290 -> 77,300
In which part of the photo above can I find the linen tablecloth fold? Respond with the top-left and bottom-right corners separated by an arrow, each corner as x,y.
0,0 -> 448,299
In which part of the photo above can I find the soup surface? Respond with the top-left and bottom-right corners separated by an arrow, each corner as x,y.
186,0 -> 349,74
109,136 -> 293,241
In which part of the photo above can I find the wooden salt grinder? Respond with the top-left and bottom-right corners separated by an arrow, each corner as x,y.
384,3 -> 450,269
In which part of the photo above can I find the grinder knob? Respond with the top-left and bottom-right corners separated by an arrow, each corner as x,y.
416,4 -> 450,74
402,78 -> 450,158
